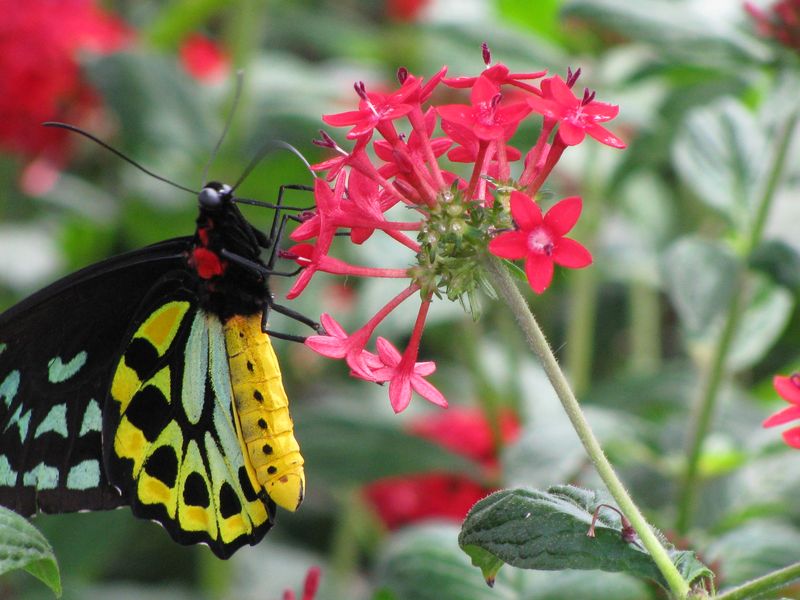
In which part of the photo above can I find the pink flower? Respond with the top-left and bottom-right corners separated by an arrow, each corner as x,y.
294,48 -> 623,413
764,374 -> 800,448
323,77 -> 420,140
437,76 -> 531,143
488,192 -> 592,293
527,74 -> 626,148
369,336 -> 447,413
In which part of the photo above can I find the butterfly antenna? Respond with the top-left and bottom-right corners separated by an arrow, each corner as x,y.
231,139 -> 316,193
202,69 -> 244,186
43,122 -> 199,195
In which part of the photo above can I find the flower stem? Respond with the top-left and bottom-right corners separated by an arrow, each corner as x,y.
483,254 -> 690,600
675,109 -> 798,535
715,561 -> 800,600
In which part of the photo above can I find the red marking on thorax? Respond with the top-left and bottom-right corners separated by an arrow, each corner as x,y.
191,247 -> 225,279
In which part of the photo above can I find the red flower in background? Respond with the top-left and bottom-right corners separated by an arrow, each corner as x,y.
363,408 -> 520,530
746,0 -> 800,51
282,566 -> 321,600
764,373 -> 800,448
0,0 -> 130,169
179,34 -> 230,83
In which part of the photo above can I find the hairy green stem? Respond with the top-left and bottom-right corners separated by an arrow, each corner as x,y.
715,561 -> 800,600
484,255 -> 690,599
675,110 -> 798,535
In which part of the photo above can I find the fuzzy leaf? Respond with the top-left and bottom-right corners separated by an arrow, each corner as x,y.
0,506 -> 61,597
458,486 -> 712,590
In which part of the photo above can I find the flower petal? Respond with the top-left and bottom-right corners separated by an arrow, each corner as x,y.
389,375 -> 413,413
782,427 -> 800,449
552,238 -> 593,268
376,336 -> 402,367
764,404 -> 800,427
508,190 -> 542,229
411,375 -> 448,408
556,122 -> 587,146
774,375 -> 800,404
305,334 -> 347,359
525,253 -> 554,294
488,231 -> 528,260
585,122 -> 626,149
544,196 -> 582,236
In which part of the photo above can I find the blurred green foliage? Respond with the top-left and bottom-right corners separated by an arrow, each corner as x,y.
1,0 -> 800,599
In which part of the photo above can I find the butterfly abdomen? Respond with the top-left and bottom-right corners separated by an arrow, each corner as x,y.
224,314 -> 305,512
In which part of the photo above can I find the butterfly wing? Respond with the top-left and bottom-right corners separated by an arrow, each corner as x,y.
0,239 -> 190,515
104,270 -> 275,558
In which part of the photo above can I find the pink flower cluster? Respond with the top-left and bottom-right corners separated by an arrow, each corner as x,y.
287,45 -> 625,413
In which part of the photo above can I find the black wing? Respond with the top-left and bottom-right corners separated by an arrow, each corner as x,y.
0,238 -> 191,515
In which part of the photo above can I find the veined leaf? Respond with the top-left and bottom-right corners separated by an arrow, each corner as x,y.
0,506 -> 61,597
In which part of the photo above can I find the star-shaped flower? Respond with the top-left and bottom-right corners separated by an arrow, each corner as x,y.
527,75 -> 625,148
488,191 -> 592,293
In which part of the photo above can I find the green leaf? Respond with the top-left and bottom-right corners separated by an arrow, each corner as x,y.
562,0 -> 767,65
728,275 -> 793,370
750,240 -> 800,293
672,99 -> 768,227
295,405 -> 476,487
498,0 -> 562,43
0,506 -> 61,597
705,519 -> 800,587
662,237 -> 738,337
376,525 -> 505,600
458,486 -> 712,590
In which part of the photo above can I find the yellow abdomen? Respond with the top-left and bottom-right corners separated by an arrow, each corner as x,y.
224,315 -> 305,512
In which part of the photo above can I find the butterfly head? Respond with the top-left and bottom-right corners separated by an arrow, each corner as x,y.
198,182 -> 233,211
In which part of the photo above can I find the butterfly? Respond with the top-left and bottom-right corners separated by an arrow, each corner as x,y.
0,122 -> 318,559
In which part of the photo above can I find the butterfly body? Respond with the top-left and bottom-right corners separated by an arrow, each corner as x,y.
0,181 -> 305,558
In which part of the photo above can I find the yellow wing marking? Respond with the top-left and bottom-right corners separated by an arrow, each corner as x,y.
140,302 -> 191,355
224,314 -> 305,512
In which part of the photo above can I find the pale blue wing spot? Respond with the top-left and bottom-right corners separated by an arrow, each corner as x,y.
207,318 -> 242,469
34,404 -> 68,438
79,399 -> 102,437
66,459 -> 101,490
0,456 -> 17,486
4,404 -> 31,443
182,312 -> 209,425
22,464 -> 59,490
47,351 -> 88,383
0,369 -> 20,409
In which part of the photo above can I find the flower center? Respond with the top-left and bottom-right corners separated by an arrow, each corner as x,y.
527,227 -> 554,256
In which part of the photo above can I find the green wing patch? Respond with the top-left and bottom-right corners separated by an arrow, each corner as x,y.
105,297 -> 275,558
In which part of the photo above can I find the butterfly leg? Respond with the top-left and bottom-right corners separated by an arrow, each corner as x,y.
220,249 -> 303,278
259,302 -> 323,343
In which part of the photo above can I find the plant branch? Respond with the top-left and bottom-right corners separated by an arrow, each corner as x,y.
675,110 -> 799,535
483,255 -> 690,600
715,560 -> 800,600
